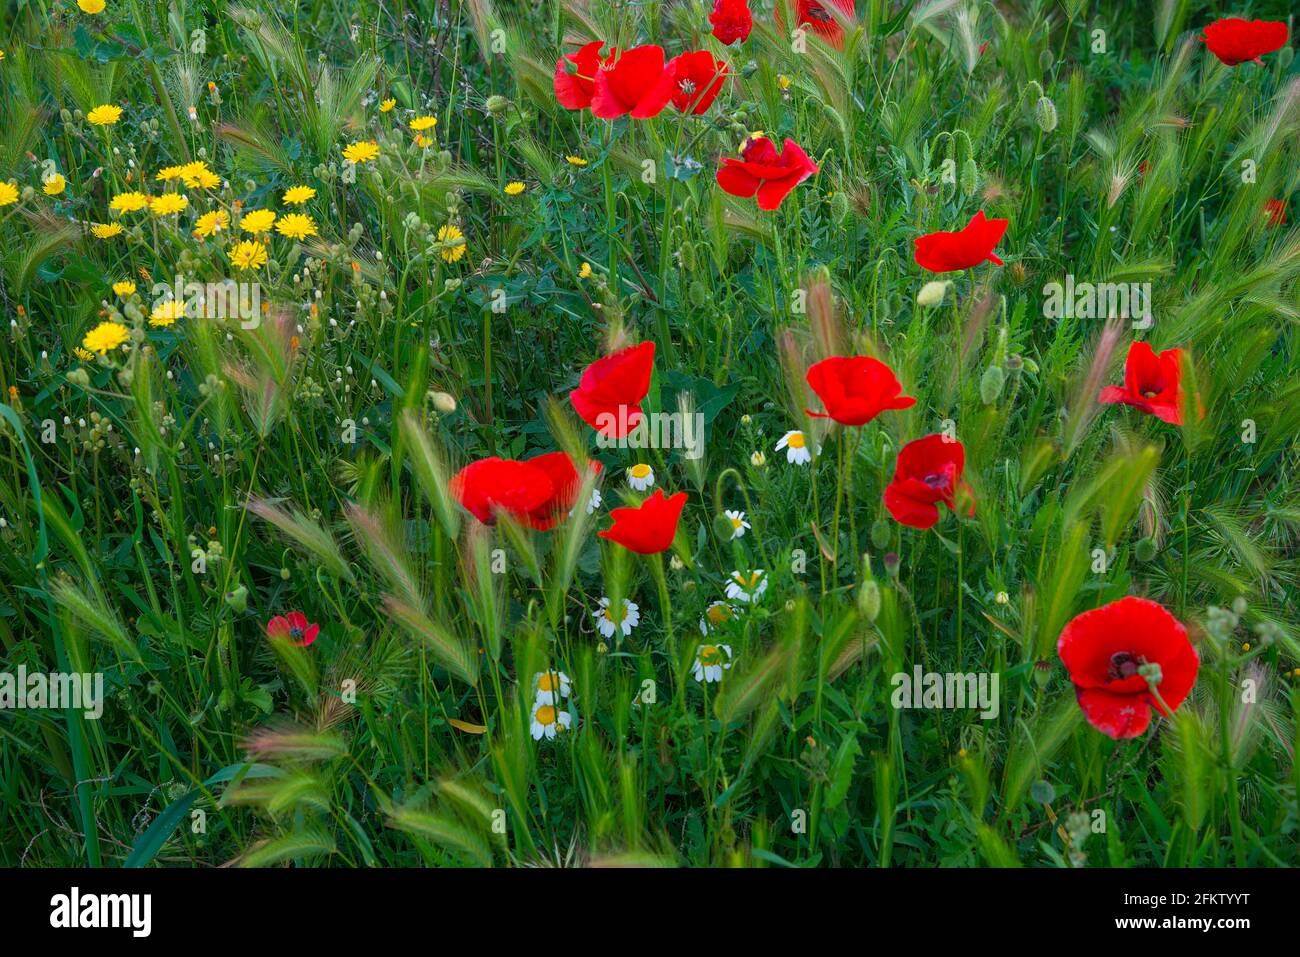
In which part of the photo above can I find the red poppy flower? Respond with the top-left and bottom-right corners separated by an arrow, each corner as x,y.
1057,596 -> 1199,739
805,356 -> 915,426
521,452 -> 603,531
709,0 -> 753,45
266,611 -> 320,647
569,341 -> 656,439
554,40 -> 615,110
1201,18 -> 1288,66
716,135 -> 819,211
1098,341 -> 1184,426
777,0 -> 856,48
450,456 -> 555,524
590,45 -> 677,120
1265,199 -> 1287,227
598,489 -> 687,554
667,50 -> 728,115
913,210 -> 1009,273
883,434 -> 973,529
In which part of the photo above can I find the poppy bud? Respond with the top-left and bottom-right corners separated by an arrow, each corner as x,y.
858,579 -> 881,622
1035,95 -> 1058,133
883,551 -> 900,577
870,519 -> 891,550
960,157 -> 978,195
225,584 -> 249,613
979,365 -> 1005,404
1033,660 -> 1053,688
689,281 -> 708,306
1134,537 -> 1157,562
831,191 -> 849,223
916,280 -> 947,307
485,94 -> 509,115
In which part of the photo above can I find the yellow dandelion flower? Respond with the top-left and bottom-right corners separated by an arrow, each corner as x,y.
83,321 -> 129,354
343,141 -> 379,164
110,191 -> 150,213
504,181 -> 525,196
379,98 -> 396,113
565,155 -> 588,167
193,210 -> 230,238
87,104 -> 122,126
282,185 -> 316,205
43,174 -> 67,196
239,209 -> 276,234
436,224 -> 466,263
578,261 -> 592,279
156,165 -> 187,182
414,134 -> 433,149
149,300 -> 186,327
229,239 -> 268,271
73,347 -> 96,362
180,161 -> 220,189
112,281 -> 137,297
78,0 -> 106,12
0,181 -> 19,206
91,222 -> 123,238
410,115 -> 437,131
150,193 -> 188,215
276,213 -> 318,240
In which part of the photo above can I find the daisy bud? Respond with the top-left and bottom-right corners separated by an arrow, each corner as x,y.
750,450 -> 766,467
916,280 -> 947,307
429,390 -> 457,413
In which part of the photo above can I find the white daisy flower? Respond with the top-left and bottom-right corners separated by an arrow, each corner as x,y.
725,570 -> 768,604
627,463 -> 655,491
594,597 -> 640,638
586,487 -> 602,514
692,643 -> 733,684
699,600 -> 736,635
530,700 -> 573,740
532,670 -> 571,706
724,509 -> 750,540
775,430 -> 814,465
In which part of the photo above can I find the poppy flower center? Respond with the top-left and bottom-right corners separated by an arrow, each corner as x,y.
290,627 -> 303,639
1141,389 -> 1160,399
1108,651 -> 1143,681
679,79 -> 697,95
805,4 -> 832,21
922,468 -> 953,491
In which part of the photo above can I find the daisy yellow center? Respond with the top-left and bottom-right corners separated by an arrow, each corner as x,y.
535,705 -> 557,725
735,572 -> 762,588
630,464 -> 652,479
538,673 -> 558,692
706,605 -> 732,626
698,645 -> 723,666
729,516 -> 744,530
787,432 -> 806,449
603,603 -> 628,624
